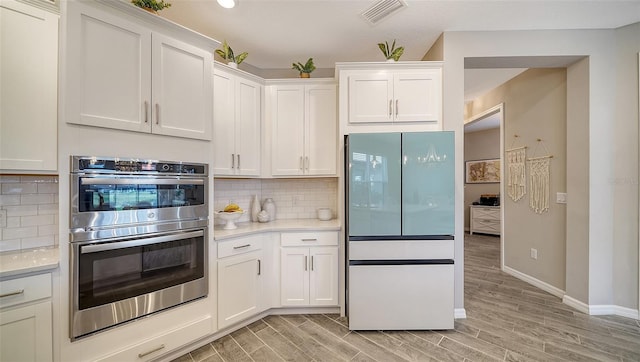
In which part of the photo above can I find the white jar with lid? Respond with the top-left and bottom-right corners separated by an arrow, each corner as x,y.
262,198 -> 276,222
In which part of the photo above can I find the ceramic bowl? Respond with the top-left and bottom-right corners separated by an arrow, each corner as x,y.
216,210 -> 245,229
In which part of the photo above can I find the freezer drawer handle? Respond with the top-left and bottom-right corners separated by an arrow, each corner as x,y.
138,344 -> 165,358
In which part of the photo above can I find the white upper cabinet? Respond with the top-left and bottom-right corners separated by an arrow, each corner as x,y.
213,66 -> 262,176
338,62 -> 442,128
268,80 -> 337,177
0,0 -> 58,172
65,1 -> 213,140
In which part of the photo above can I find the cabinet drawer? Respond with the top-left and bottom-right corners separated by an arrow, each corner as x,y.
281,232 -> 338,247
472,207 -> 500,220
96,316 -> 212,362
0,273 -> 51,309
218,234 -> 263,258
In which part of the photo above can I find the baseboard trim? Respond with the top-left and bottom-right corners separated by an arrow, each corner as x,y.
562,295 -> 590,314
502,265 -> 565,298
454,308 -> 467,319
589,304 -> 640,319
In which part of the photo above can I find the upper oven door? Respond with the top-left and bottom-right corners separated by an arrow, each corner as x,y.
71,175 -> 207,231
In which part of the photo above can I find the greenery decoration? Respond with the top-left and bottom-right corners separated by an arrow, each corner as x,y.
131,0 -> 172,12
291,58 -> 316,75
215,40 -> 248,65
378,40 -> 404,61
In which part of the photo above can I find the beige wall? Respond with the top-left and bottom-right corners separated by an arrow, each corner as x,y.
467,69 -> 568,290
463,128 -> 500,230
442,26 -> 639,313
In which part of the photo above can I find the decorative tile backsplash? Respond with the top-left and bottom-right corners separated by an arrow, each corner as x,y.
214,178 -> 338,224
0,175 -> 59,252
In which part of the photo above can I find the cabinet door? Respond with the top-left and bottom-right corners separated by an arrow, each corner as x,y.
305,85 -> 337,175
280,247 -> 309,305
347,74 -> 393,123
0,0 -> 58,171
218,250 -> 262,328
213,68 -> 236,175
65,1 -> 152,133
0,301 -> 52,362
271,85 -> 305,176
393,70 -> 441,123
152,33 -> 212,140
309,246 -> 338,306
235,77 -> 262,176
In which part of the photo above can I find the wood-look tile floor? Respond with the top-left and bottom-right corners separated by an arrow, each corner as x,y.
173,233 -> 640,362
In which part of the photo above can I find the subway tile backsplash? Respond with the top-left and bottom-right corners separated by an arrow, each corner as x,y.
214,178 -> 338,225
0,175 -> 59,252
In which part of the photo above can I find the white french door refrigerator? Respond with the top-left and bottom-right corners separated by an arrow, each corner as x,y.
346,132 -> 455,330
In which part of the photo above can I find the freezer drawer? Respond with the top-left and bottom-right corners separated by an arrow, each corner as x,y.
348,263 -> 454,330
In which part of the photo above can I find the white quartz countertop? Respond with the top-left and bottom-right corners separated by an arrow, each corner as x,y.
0,247 -> 59,278
214,219 -> 341,240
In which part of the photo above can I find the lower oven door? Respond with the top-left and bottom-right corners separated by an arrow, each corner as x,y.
71,228 -> 208,340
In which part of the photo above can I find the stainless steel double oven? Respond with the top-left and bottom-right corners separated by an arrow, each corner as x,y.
69,156 -> 209,340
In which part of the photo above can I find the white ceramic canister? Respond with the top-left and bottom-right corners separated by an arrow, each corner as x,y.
317,208 -> 332,221
262,198 -> 276,222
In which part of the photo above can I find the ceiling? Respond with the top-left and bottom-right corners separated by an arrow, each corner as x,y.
159,0 -> 639,101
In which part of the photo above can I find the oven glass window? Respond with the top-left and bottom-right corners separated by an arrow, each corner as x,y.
77,233 -> 205,310
78,182 -> 205,212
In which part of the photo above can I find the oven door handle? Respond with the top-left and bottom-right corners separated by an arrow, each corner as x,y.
80,230 -> 205,254
80,178 -> 204,186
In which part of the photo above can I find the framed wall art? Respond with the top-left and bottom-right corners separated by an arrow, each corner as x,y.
465,158 -> 500,183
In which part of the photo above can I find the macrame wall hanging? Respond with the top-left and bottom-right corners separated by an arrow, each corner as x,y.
505,135 -> 527,202
527,139 -> 553,214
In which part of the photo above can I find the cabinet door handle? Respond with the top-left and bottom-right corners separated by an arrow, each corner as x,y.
144,101 -> 149,123
301,238 -> 317,242
237,154 -> 241,169
299,156 -> 303,170
0,289 -> 24,298
155,103 -> 160,125
138,344 -> 165,358
395,99 -> 399,117
304,256 -> 308,271
257,259 -> 261,275
233,244 -> 251,250
311,256 -> 314,271
231,154 -> 235,169
305,156 -> 309,171
389,99 -> 393,118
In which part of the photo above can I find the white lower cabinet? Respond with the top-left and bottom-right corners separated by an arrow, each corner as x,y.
470,206 -> 501,235
280,232 -> 338,306
0,273 -> 53,362
95,316 -> 212,362
217,235 -> 265,329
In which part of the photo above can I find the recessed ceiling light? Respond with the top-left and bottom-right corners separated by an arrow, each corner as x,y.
217,0 -> 236,9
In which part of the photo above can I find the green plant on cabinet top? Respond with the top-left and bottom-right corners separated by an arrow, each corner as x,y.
215,40 -> 248,66
292,58 -> 316,78
378,40 -> 404,61
131,0 -> 171,12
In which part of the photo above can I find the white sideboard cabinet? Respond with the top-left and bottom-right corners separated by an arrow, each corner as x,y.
213,65 -> 263,177
0,0 -> 58,172
470,205 -> 501,236
267,80 -> 337,177
64,1 -> 216,140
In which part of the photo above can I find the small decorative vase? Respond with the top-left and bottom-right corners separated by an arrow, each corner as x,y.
300,72 -> 310,78
250,195 -> 260,222
227,61 -> 238,69
141,7 -> 157,14
262,198 -> 276,222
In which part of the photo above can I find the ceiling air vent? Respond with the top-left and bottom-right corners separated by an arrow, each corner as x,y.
361,0 -> 407,25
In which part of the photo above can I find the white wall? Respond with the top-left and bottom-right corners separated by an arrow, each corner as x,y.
442,26 -> 639,313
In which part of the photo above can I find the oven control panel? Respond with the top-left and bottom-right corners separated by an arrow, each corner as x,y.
72,156 -> 208,175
